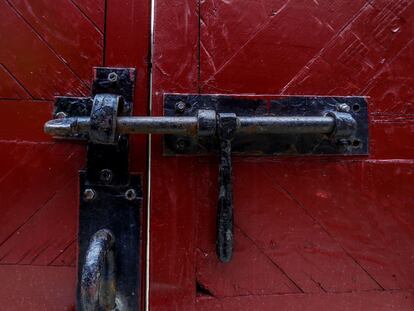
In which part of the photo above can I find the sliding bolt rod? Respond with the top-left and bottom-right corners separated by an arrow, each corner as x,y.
44,115 -> 336,137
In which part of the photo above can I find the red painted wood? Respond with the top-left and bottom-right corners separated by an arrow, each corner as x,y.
0,100 -> 53,141
0,0 -> 93,99
196,290 -> 414,311
72,0 -> 105,33
0,64 -> 31,99
151,0 -> 414,309
0,143 -> 84,265
8,0 -> 103,85
0,265 -> 76,311
150,0 -> 199,309
0,0 -> 150,309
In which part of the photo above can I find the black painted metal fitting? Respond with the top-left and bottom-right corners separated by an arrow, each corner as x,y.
326,111 -> 357,138
81,229 -> 116,311
197,109 -> 216,137
90,94 -> 123,145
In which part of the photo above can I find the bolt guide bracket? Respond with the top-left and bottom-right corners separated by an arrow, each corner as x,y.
44,67 -> 369,309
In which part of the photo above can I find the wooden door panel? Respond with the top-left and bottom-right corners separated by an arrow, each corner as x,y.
151,0 -> 414,309
0,0 -> 150,309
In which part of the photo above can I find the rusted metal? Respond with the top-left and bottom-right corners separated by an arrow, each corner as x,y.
45,87 -> 367,265
44,112 -> 338,137
89,94 -> 123,145
216,113 -> 238,263
74,67 -> 142,310
80,229 -> 116,311
163,94 -> 368,156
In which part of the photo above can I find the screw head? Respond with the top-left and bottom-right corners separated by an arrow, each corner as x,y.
125,189 -> 137,201
55,111 -> 67,119
176,139 -> 186,151
337,103 -> 351,112
83,188 -> 96,201
100,169 -> 113,183
175,101 -> 186,113
107,72 -> 118,82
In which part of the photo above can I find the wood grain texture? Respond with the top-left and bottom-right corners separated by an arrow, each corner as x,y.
149,0 -> 199,309
0,265 -> 76,311
0,1 -> 101,310
151,0 -> 414,309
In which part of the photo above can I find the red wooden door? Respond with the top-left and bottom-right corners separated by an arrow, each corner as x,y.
0,1 -> 150,310
1,0 -> 414,310
150,0 -> 414,310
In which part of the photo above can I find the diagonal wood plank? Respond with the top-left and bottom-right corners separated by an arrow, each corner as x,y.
8,0 -> 103,85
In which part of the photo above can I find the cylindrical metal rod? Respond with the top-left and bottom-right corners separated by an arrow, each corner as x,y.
117,116 -> 198,135
44,115 -> 336,137
238,116 -> 335,134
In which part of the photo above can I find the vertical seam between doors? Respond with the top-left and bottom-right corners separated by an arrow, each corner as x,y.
145,0 -> 156,308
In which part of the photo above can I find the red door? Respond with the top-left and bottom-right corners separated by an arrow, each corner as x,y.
1,0 -> 414,310
149,0 -> 414,310
0,1 -> 150,310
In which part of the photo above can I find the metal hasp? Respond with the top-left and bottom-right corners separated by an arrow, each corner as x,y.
49,67 -> 142,310
44,87 -> 368,264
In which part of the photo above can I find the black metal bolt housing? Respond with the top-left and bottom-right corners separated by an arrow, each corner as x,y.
100,169 -> 113,183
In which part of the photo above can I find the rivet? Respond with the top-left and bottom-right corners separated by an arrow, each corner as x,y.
125,189 -> 137,201
175,101 -> 186,113
107,72 -> 118,82
176,139 -> 186,151
83,188 -> 96,201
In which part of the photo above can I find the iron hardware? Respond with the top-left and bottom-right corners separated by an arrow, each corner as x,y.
45,110 -> 347,139
80,229 -> 117,311
44,68 -> 368,266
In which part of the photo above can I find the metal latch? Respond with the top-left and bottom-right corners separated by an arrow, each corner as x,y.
45,67 -> 368,274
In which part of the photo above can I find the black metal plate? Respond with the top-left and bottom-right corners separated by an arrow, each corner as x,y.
77,173 -> 142,311
52,67 -> 136,141
92,67 -> 136,115
163,94 -> 369,156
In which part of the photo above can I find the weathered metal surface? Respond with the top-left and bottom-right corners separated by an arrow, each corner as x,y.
164,94 -> 368,155
78,173 -> 142,311
216,113 -> 238,263
44,111 -> 340,138
89,94 -> 123,145
70,67 -> 142,310
80,229 -> 116,311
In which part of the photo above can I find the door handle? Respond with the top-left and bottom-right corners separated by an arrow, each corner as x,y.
44,67 -> 368,266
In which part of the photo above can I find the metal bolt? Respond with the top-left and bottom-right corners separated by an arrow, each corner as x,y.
83,188 -> 96,201
107,72 -> 118,82
175,101 -> 186,113
125,189 -> 137,201
337,103 -> 351,112
176,139 -> 186,151
55,111 -> 67,119
100,169 -> 113,183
